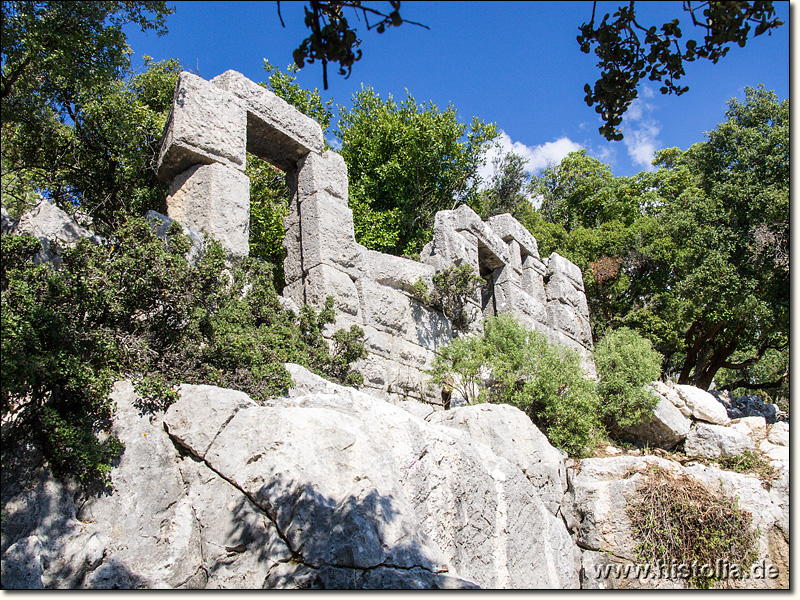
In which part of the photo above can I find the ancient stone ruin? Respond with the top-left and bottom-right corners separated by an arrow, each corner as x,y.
157,71 -> 594,404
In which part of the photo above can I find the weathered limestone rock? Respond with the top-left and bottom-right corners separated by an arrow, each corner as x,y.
650,381 -> 691,418
767,421 -> 788,446
297,150 -> 348,202
163,368 -> 581,589
11,200 -> 102,267
684,422 -> 755,460
681,463 -> 788,588
303,264 -> 362,319
298,193 -> 362,275
564,455 -> 788,589
157,71 -> 247,180
674,384 -> 730,425
613,395 -> 691,449
546,252 -> 585,291
429,403 -> 567,516
364,250 -> 435,295
77,381 -> 206,588
729,416 -> 768,443
1,207 -> 17,234
166,163 -> 250,259
580,550 -> 684,589
211,70 -> 324,171
562,455 -> 682,561
145,210 -> 205,265
486,213 -> 540,259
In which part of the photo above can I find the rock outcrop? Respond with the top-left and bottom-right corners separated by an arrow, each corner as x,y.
2,368 -> 582,589
1,369 -> 789,589
7,200 -> 102,267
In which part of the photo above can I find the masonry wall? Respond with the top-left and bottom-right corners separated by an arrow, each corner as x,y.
157,71 -> 594,406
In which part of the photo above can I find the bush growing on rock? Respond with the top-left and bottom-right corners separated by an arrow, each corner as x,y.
413,264 -> 484,331
627,466 -> 759,588
593,327 -> 663,429
1,217 -> 365,486
430,314 -> 602,456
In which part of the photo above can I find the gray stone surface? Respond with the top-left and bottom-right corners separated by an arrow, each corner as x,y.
157,71 -> 247,180
674,384 -> 730,425
211,70 -> 324,171
729,416 -> 768,443
145,210 -> 205,265
614,395 -> 691,449
166,163 -> 250,259
580,549 -> 684,589
297,150 -> 349,203
11,200 -> 102,267
1,207 -> 17,234
486,213 -> 540,259
767,421 -> 788,446
164,367 -> 581,588
562,455 -> 681,561
684,422 -> 755,460
429,403 -> 567,516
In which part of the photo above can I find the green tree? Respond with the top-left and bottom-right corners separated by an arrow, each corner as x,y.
430,314 -> 602,457
469,151 -> 532,220
594,327 -> 662,429
336,87 -> 498,255
2,217 -> 365,486
525,86 -> 788,392
1,57 -> 181,230
1,1 -> 172,118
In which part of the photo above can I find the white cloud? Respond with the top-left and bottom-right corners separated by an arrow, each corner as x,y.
622,88 -> 662,171
478,131 -> 582,183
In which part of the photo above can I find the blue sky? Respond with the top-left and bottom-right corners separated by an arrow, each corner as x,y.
123,1 -> 790,179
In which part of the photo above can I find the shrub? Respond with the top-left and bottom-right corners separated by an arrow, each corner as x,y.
1,217 -> 365,487
717,449 -> 778,488
430,314 -> 601,456
594,327 -> 663,429
413,264 -> 484,331
627,466 -> 759,588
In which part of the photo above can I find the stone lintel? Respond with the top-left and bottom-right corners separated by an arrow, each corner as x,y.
211,70 -> 324,172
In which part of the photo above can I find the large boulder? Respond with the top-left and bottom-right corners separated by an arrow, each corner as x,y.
164,375 -> 581,589
3,368 -> 583,589
428,403 -> 567,516
684,422 -> 755,460
674,384 -> 730,425
9,200 -> 102,267
562,455 -> 788,589
612,389 -> 691,449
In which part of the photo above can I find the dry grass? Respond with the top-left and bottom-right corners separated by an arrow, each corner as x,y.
627,466 -> 758,588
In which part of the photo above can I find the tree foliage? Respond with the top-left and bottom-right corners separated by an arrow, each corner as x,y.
430,315 -> 603,457
1,1 -> 172,115
594,327 -> 662,429
336,87 -> 498,255
526,86 -> 788,391
1,218 -> 365,486
469,151 -> 532,221
1,55 -> 182,231
578,1 -> 784,140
